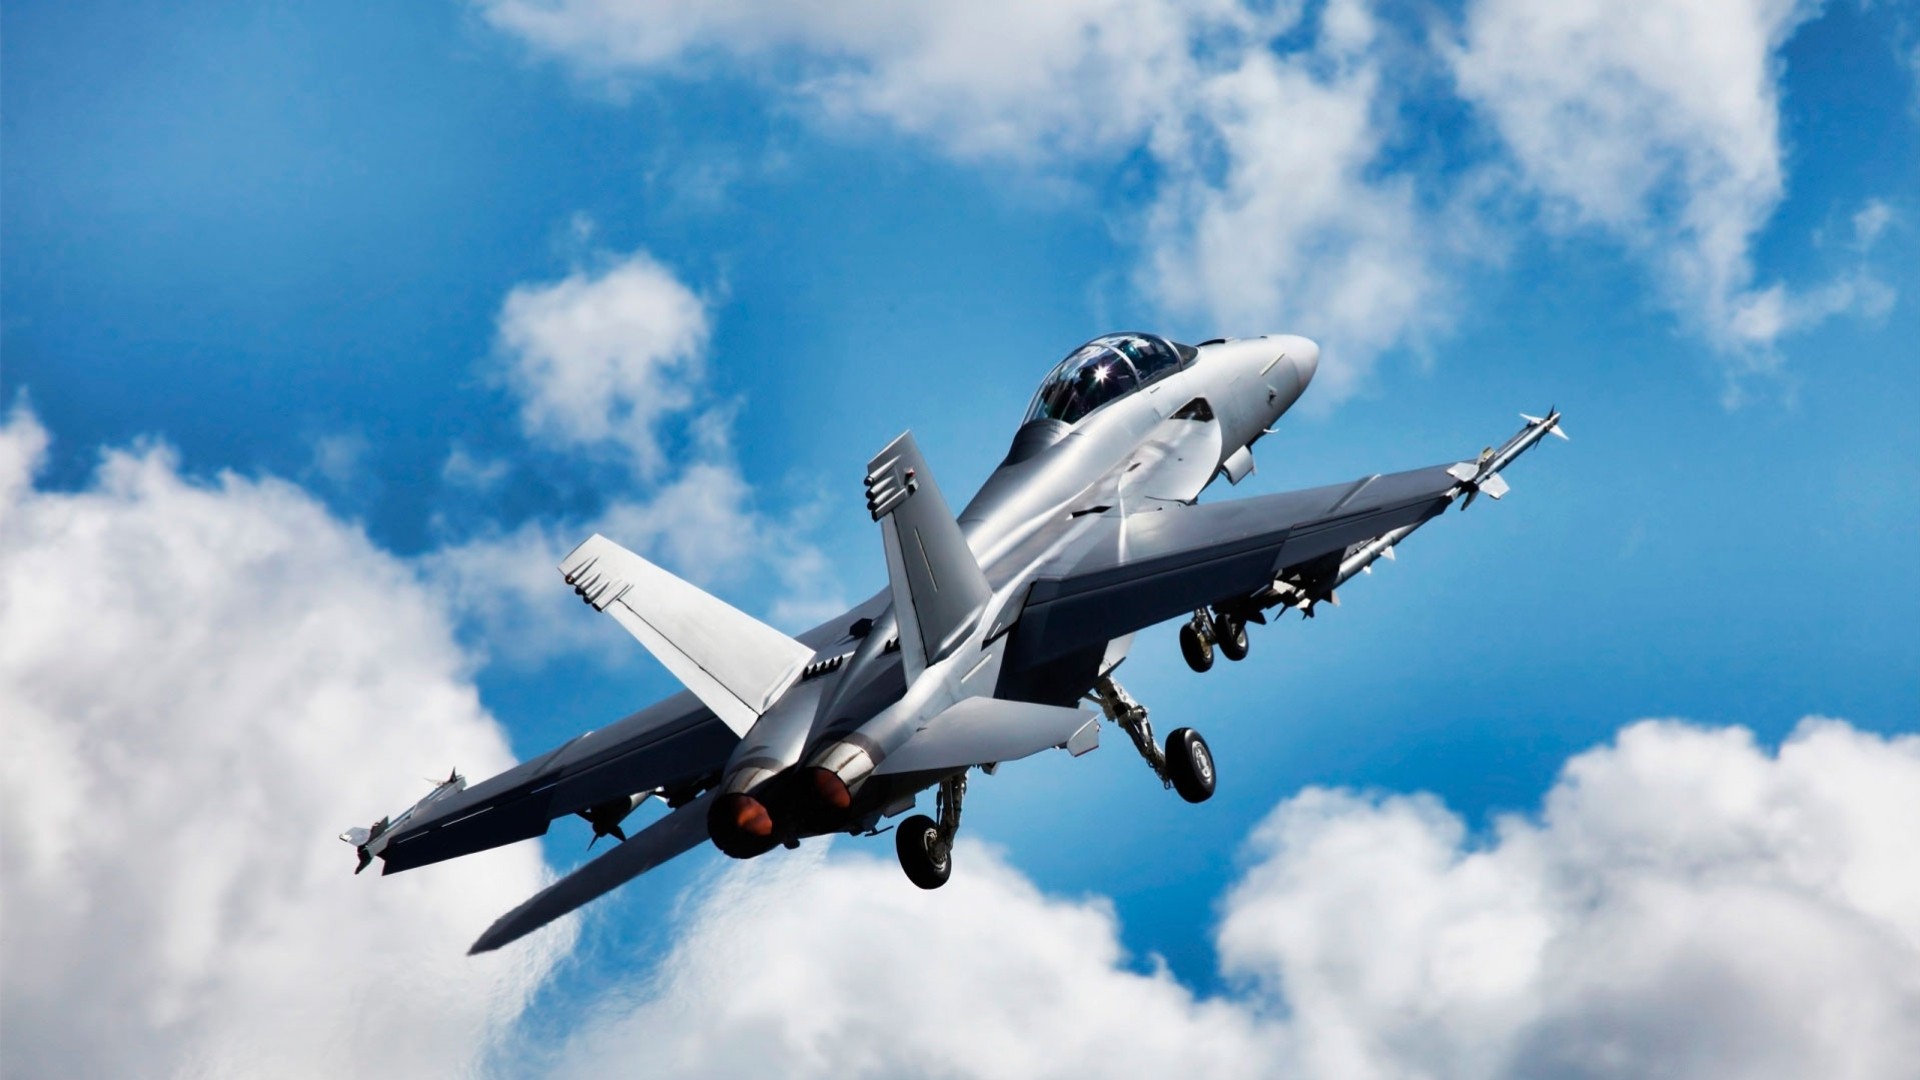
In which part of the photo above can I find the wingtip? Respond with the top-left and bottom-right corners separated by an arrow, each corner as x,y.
468,921 -> 513,955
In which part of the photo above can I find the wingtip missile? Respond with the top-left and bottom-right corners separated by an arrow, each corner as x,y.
1452,409 -> 1568,510
1520,411 -> 1569,441
340,770 -> 470,874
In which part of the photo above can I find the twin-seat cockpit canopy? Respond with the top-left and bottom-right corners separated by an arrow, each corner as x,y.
1024,333 -> 1198,426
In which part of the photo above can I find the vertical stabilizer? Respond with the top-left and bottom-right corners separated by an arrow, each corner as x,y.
865,432 -> 992,684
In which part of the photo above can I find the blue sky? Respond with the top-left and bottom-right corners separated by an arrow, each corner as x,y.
4,1 -> 1918,1077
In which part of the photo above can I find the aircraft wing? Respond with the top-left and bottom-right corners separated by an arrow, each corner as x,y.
1011,413 -> 1563,667
469,790 -> 716,954
375,590 -> 889,875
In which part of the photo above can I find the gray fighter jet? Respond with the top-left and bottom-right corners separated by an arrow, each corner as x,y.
342,332 -> 1565,953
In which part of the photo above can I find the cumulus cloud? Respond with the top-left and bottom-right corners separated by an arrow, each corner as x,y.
432,249 -> 843,664
8,395 -> 1914,1078
556,717 -> 1920,1079
497,249 -> 710,478
1448,0 -> 1892,389
477,0 -> 1446,399
0,403 -> 569,1079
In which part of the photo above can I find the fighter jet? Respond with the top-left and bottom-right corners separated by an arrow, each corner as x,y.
343,332 -> 1566,953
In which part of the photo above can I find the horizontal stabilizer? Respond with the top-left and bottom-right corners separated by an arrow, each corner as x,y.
470,791 -> 713,954
872,697 -> 1096,777
561,535 -> 814,737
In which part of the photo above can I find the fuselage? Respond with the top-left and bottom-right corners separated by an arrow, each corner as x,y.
707,332 -> 1319,855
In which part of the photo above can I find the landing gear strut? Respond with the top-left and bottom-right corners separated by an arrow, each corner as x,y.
896,772 -> 965,889
1091,675 -> 1216,804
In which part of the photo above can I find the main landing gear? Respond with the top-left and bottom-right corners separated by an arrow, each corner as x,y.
1091,675 -> 1216,804
896,772 -> 965,889
1179,608 -> 1248,673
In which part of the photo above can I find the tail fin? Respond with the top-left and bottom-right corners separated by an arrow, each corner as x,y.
865,432 -> 992,684
560,534 -> 814,736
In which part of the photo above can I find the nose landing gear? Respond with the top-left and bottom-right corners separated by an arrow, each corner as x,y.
1091,675 -> 1216,804
1164,727 -> 1216,803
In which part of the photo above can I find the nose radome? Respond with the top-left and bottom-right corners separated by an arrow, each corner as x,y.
1290,337 -> 1320,389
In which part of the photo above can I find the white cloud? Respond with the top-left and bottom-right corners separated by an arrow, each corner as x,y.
1448,0 -> 1891,386
542,842 -> 1281,1078
424,462 -> 845,666
497,249 -> 709,478
1852,198 -> 1895,251
555,717 -> 1920,1079
8,392 -> 1915,1077
483,0 -> 1895,400
308,431 -> 372,489
443,443 -> 512,492
0,403 -> 569,1079
1144,28 -> 1447,401
479,0 -> 1252,158
477,0 -> 1447,400
429,249 -> 844,663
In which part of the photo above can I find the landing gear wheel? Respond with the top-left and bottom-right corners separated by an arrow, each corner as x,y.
1216,617 -> 1249,662
1165,728 -> 1216,803
895,813 -> 953,889
1179,623 -> 1214,672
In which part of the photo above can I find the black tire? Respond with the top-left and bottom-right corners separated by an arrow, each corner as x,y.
895,814 -> 953,889
1165,728 -> 1217,803
1179,623 -> 1214,673
1216,617 -> 1249,662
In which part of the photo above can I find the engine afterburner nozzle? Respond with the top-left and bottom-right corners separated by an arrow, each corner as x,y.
804,766 -> 852,811
791,740 -> 877,829
708,792 -> 779,859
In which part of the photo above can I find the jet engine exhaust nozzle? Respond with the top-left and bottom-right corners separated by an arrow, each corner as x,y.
805,766 -> 852,812
708,792 -> 779,859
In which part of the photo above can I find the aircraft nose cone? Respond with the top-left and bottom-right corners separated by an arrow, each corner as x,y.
1292,338 -> 1320,389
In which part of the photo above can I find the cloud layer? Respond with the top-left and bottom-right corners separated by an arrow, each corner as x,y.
0,403 -> 567,1079
552,718 -> 1920,1080
478,0 -> 1891,397
1448,0 -> 1894,391
478,0 -> 1446,398
7,396 -> 1917,1078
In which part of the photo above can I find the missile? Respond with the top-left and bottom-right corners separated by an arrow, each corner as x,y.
1331,522 -> 1421,590
1448,408 -> 1567,509
340,769 -> 466,874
